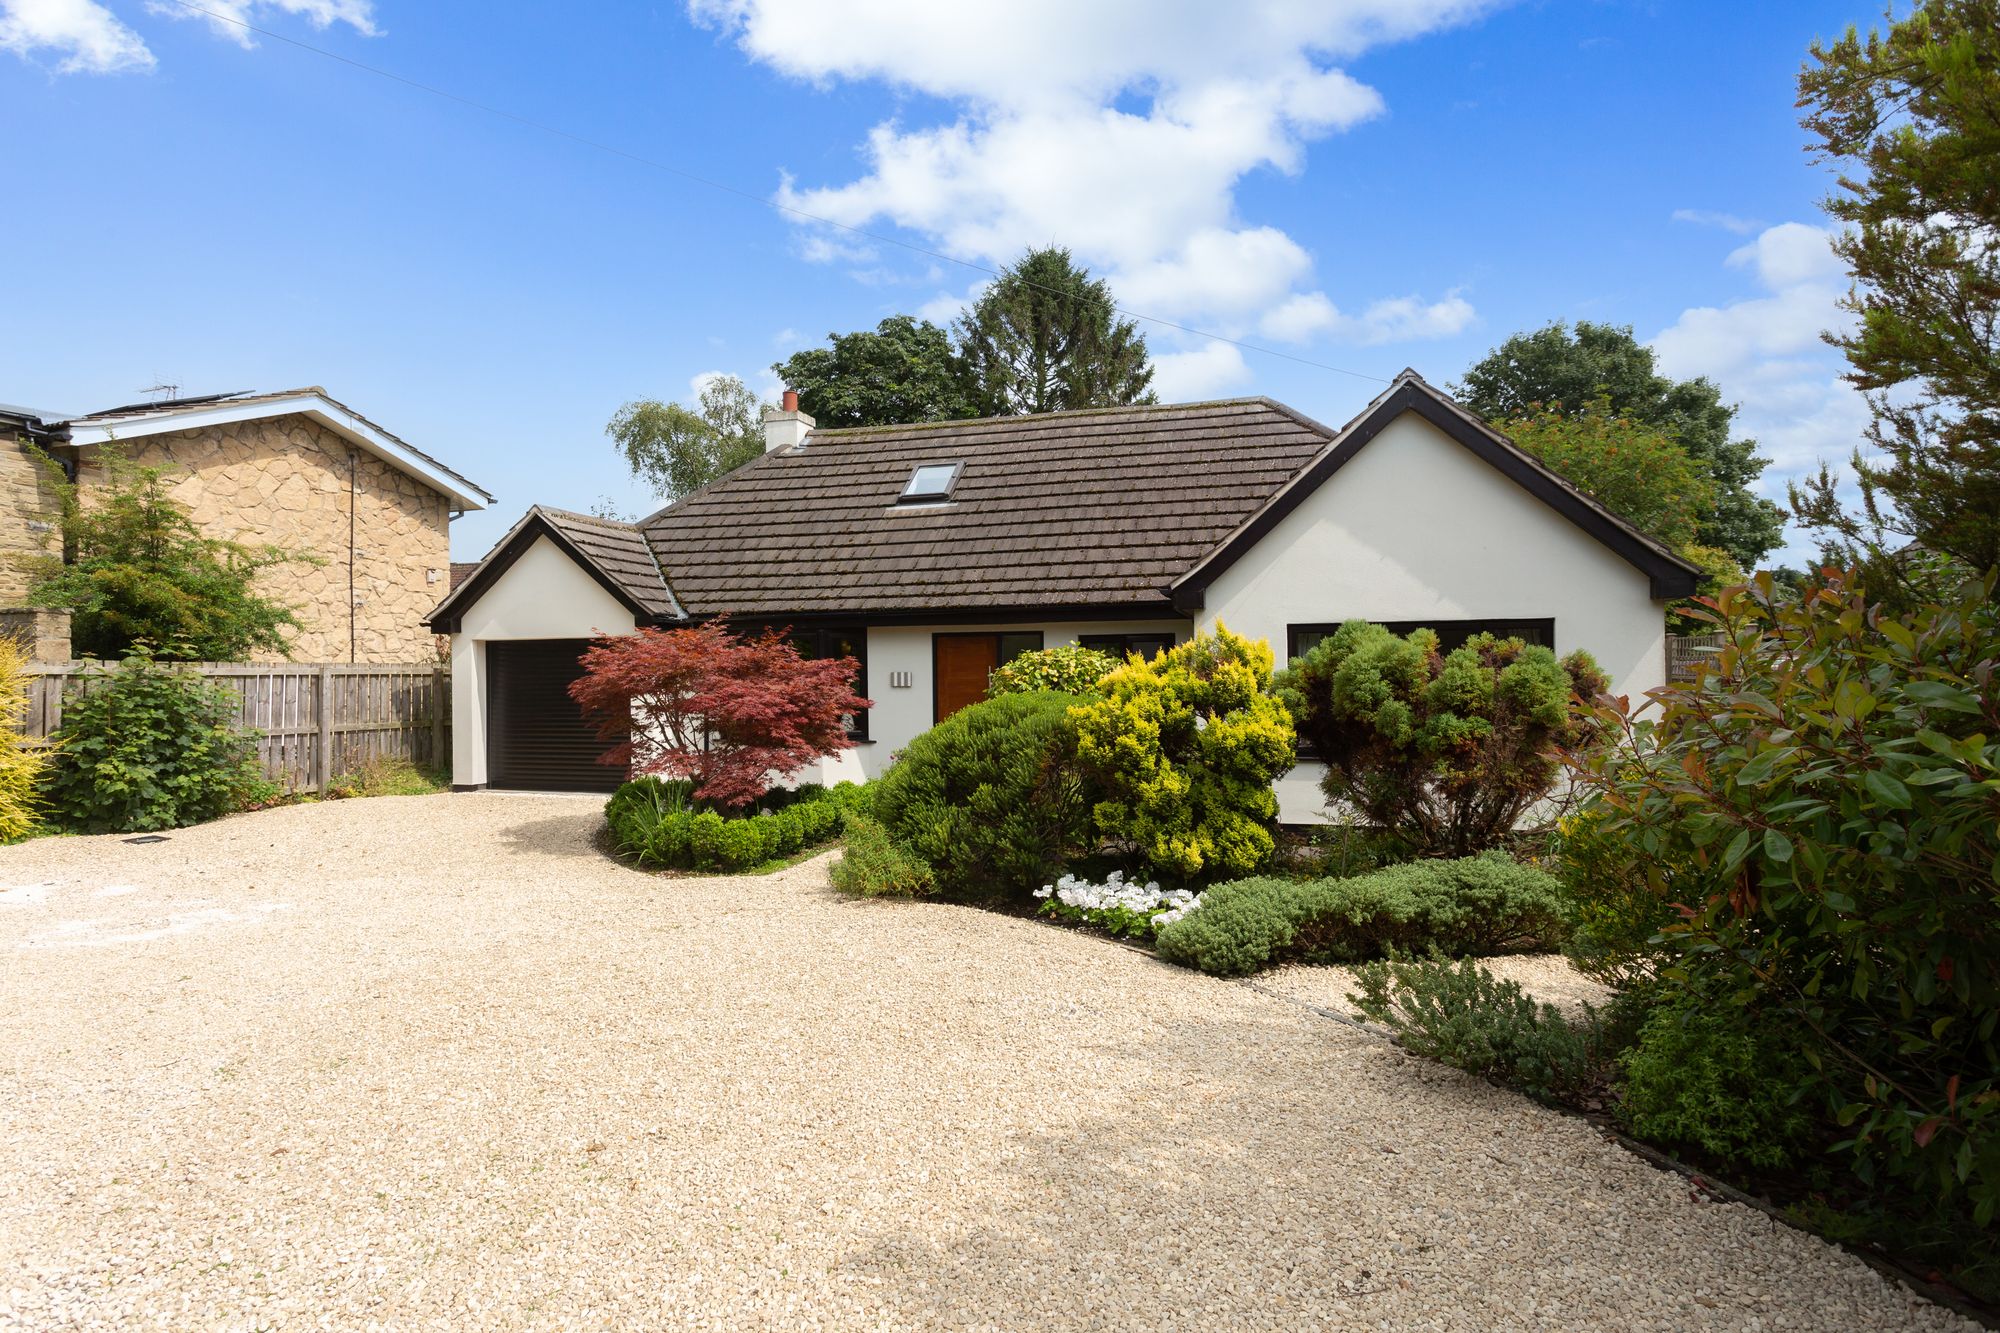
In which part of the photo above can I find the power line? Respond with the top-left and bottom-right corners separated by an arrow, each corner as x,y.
163,0 -> 1395,387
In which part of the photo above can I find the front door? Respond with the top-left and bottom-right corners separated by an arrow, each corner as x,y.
934,634 -> 999,723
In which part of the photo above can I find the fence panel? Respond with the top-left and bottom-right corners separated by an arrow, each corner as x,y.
18,661 -> 451,793
1665,633 -> 1726,682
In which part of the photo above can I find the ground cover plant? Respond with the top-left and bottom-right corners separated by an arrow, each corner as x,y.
42,649 -> 274,833
572,621 -> 868,811
1153,856 -> 1566,977
1275,621 -> 1604,858
1071,624 -> 1295,882
605,775 -> 865,873
1032,871 -> 1202,940
828,812 -> 936,897
324,755 -> 447,799
870,690 -> 1093,901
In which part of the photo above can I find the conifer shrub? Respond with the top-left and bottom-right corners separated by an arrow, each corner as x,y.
871,690 -> 1092,901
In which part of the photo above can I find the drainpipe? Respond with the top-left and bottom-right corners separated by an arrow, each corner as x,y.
348,448 -> 358,664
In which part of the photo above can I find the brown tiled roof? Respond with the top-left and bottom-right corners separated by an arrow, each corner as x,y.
535,507 -> 683,620
449,561 -> 481,591
641,398 -> 1334,616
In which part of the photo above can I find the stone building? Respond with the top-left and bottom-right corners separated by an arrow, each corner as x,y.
0,390 -> 490,663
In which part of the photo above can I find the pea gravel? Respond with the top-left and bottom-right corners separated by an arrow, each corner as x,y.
0,794 -> 1972,1331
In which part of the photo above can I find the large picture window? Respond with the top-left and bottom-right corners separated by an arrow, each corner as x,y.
1286,618 -> 1555,662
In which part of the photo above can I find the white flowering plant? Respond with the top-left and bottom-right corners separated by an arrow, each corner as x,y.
1032,870 -> 1205,940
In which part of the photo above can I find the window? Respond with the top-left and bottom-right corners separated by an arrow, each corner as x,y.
933,631 -> 1043,722
773,624 -> 869,740
1286,618 -> 1555,662
899,461 -> 963,505
1078,632 -> 1177,664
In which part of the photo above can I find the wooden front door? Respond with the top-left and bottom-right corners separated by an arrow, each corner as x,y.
934,634 -> 1000,722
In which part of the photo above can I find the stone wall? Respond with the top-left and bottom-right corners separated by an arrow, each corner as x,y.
83,417 -> 454,664
0,438 -> 65,604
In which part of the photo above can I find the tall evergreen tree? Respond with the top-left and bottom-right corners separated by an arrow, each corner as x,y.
1790,0 -> 2000,592
1455,321 -> 1785,569
956,247 -> 1157,415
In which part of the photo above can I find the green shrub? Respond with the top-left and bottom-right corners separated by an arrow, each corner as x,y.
1619,996 -> 1817,1170
830,813 -> 936,898
1273,621 -> 1605,858
604,776 -> 859,871
1154,856 -> 1566,976
42,650 -> 273,833
1546,804 -> 1684,992
872,691 -> 1092,901
0,636 -> 47,841
988,644 -> 1118,696
1071,624 -> 1295,882
1349,956 -> 1610,1105
1566,571 -> 2000,1228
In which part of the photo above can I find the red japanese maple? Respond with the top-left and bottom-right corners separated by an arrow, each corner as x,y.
569,622 -> 869,810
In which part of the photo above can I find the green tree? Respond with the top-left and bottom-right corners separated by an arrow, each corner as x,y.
606,374 -> 767,502
26,445 -> 304,661
1790,0 -> 2000,593
1456,321 -> 1784,569
957,247 -> 1157,415
773,315 -> 978,427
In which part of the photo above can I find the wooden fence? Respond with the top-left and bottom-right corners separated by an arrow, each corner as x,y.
21,662 -> 450,794
1666,632 -> 1727,682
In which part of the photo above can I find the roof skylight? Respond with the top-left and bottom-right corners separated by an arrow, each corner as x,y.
898,461 -> 962,504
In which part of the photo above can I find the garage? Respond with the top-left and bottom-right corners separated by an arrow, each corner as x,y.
485,639 -> 626,792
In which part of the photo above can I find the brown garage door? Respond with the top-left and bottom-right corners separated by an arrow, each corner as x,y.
486,639 -> 626,792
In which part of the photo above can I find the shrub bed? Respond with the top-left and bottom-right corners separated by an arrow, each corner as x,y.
1032,871 -> 1202,940
828,813 -> 935,898
605,776 -> 866,872
1153,856 -> 1565,977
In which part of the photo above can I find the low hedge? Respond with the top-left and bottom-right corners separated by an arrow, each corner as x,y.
1153,855 -> 1565,977
605,777 -> 868,872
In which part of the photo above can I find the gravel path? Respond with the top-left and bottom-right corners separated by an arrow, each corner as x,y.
0,794 -> 1971,1331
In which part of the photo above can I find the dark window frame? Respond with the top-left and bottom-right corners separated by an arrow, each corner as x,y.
931,630 -> 1044,723
750,622 -> 870,741
1286,618 -> 1555,663
1077,632 -> 1179,663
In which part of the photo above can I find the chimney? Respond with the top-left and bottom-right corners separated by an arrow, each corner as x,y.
763,389 -> 814,453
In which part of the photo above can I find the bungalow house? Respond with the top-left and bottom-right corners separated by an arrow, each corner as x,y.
1,389 -> 491,663
427,370 -> 1698,819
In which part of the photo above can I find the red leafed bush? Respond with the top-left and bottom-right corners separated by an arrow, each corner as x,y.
569,622 -> 869,811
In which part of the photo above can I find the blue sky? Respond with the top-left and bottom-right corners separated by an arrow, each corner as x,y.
4,1 -> 1870,564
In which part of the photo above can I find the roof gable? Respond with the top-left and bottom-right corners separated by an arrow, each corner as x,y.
1169,372 -> 1702,606
57,388 -> 491,512
426,506 -> 680,632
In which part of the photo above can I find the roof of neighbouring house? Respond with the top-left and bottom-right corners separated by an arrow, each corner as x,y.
429,372 -> 1702,629
51,387 -> 492,511
449,562 -> 481,591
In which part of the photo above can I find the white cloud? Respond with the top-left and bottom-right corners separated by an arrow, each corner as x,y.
1150,342 -> 1252,402
1,0 -> 376,72
690,1 -> 1491,375
1650,221 -> 1867,561
0,0 -> 153,73
1258,288 -> 1474,345
147,0 -> 377,48
1671,208 -> 1764,235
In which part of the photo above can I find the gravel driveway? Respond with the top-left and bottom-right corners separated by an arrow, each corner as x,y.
0,795 -> 1973,1331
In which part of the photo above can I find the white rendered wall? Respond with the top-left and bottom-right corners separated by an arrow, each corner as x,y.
448,534 -> 638,787
807,620 -> 1189,784
1197,411 -> 1668,822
